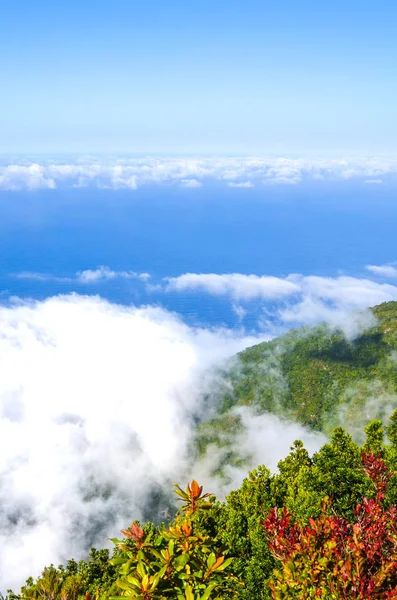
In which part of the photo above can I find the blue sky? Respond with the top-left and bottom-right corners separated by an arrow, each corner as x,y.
1,0 -> 397,154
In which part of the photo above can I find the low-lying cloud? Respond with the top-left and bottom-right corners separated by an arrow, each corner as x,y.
166,272 -> 397,334
14,267 -> 397,336
76,267 -> 150,283
15,267 -> 151,284
166,273 -> 300,300
1,156 -> 397,190
0,294 -> 330,591
366,264 -> 397,278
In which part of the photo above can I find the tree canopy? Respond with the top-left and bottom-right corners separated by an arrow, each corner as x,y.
9,410 -> 397,599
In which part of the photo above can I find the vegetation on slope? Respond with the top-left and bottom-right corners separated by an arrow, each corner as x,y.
196,301 -> 397,462
8,411 -> 397,599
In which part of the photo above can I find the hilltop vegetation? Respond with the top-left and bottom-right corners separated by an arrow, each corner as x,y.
196,301 -> 397,462
9,414 -> 397,599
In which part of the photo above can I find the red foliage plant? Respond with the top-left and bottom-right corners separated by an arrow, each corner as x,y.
263,452 -> 397,599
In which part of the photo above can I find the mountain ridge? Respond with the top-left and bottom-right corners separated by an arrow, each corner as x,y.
196,301 -> 397,458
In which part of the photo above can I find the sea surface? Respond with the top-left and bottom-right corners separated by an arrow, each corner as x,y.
1,181 -> 396,330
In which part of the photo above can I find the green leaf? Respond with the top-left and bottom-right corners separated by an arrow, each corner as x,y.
149,573 -> 160,591
120,558 -> 134,576
150,549 -> 163,560
125,576 -> 142,590
158,564 -> 168,579
110,555 -> 127,566
109,537 -> 122,545
185,585 -> 194,600
194,569 -> 203,580
141,573 -> 149,591
137,550 -> 145,561
136,561 -> 147,579
175,554 -> 190,569
174,485 -> 189,500
207,553 -> 216,569
116,581 -> 136,592
200,583 -> 217,600
178,572 -> 189,580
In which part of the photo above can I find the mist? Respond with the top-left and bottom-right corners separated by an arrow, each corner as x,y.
0,294 -> 330,592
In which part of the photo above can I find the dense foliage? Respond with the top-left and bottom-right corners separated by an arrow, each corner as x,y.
196,301 -> 397,463
9,410 -> 397,599
109,480 -> 236,600
264,452 -> 397,598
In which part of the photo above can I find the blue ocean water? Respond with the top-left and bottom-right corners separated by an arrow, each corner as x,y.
1,182 -> 396,329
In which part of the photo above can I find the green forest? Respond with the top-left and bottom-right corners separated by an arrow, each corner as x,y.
5,301 -> 397,599
196,301 -> 397,463
7,415 -> 397,599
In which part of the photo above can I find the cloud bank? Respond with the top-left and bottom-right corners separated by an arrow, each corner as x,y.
166,273 -> 300,300
166,272 -> 397,333
14,266 -> 397,335
0,294 -> 329,591
1,156 -> 397,190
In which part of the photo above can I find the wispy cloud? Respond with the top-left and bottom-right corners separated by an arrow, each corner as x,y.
14,267 -> 150,284
76,266 -> 150,283
16,271 -> 58,282
166,271 -> 397,304
15,268 -> 397,334
166,273 -> 300,300
228,181 -> 254,188
1,156 -> 397,190
180,178 -> 202,188
366,264 -> 397,278
165,271 -> 397,336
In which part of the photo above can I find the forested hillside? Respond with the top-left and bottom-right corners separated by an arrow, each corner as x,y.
10,414 -> 397,599
196,301 -> 397,460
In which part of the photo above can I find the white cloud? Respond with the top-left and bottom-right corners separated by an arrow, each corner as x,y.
193,406 -> 326,496
365,179 -> 383,184
167,271 -> 397,307
166,273 -> 300,300
233,407 -> 327,475
14,267 -> 151,284
0,294 -> 262,591
166,271 -> 397,336
1,156 -> 397,190
15,272 -> 55,282
76,266 -> 150,283
228,181 -> 254,188
180,178 -> 202,188
292,274 -> 397,309
366,264 -> 397,278
16,268 -> 397,334
0,164 -> 56,191
232,304 -> 247,322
